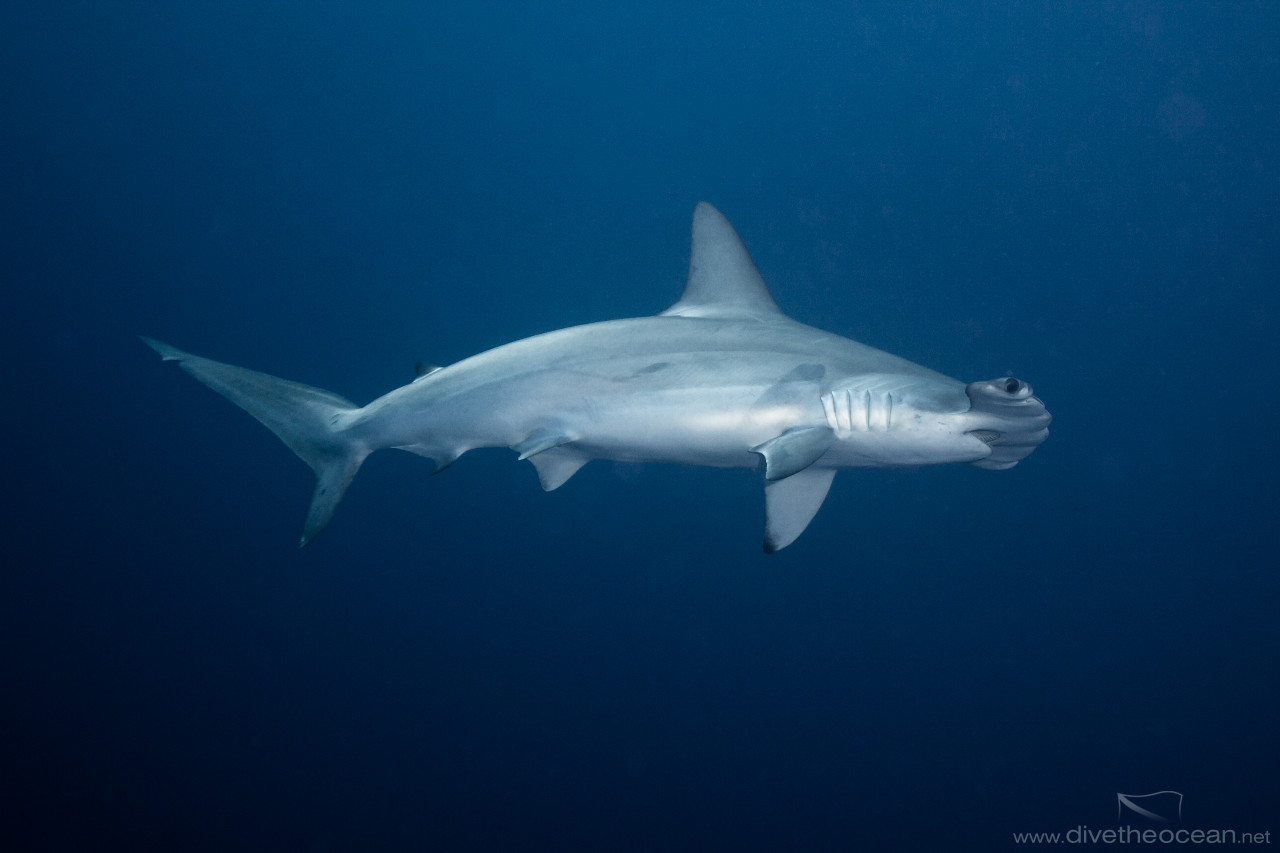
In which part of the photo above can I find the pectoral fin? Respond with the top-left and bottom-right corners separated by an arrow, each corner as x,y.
763,467 -> 836,553
751,426 -> 835,481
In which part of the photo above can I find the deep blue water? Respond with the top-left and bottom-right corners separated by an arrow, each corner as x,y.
4,3 -> 1277,850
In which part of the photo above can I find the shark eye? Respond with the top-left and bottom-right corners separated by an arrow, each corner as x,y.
1004,378 -> 1021,394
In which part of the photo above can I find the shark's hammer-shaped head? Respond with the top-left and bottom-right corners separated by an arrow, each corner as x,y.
961,377 -> 1052,470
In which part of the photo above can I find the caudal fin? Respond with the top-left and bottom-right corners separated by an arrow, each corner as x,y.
141,337 -> 368,546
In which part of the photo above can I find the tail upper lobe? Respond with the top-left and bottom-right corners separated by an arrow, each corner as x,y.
142,337 -> 368,545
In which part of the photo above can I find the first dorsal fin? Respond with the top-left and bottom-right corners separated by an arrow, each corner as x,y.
661,202 -> 783,321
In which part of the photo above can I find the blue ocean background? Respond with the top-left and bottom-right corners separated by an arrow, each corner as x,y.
4,2 -> 1277,850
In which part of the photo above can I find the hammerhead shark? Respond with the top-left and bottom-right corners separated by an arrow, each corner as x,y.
143,203 -> 1050,552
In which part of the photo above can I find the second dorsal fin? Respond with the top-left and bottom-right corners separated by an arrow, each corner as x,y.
414,362 -> 443,381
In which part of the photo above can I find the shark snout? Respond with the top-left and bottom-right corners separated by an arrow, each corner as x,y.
962,378 -> 1052,470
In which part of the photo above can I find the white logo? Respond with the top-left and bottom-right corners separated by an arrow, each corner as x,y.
1117,791 -> 1183,823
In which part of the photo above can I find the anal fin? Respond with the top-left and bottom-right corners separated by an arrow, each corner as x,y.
528,447 -> 589,491
763,467 -> 836,553
394,442 -> 464,474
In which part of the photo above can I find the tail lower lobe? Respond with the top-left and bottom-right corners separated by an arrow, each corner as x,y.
141,337 -> 368,546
